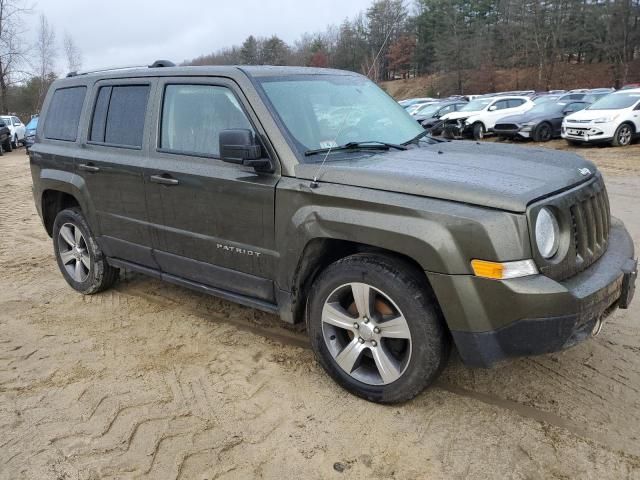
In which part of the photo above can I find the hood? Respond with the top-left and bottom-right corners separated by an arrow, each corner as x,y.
441,110 -> 479,121
295,141 -> 596,212
566,107 -> 626,122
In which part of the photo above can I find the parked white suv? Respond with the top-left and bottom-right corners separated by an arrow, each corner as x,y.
562,89 -> 640,147
0,115 -> 25,148
441,96 -> 534,139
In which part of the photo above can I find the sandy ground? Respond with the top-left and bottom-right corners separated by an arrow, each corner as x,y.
1,141 -> 639,479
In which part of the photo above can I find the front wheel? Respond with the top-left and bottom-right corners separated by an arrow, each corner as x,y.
3,137 -> 12,152
612,123 -> 634,147
307,254 -> 450,403
53,207 -> 119,294
533,122 -> 552,142
472,122 -> 486,140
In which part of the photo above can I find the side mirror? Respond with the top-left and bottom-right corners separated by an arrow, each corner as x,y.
219,129 -> 273,172
488,105 -> 497,111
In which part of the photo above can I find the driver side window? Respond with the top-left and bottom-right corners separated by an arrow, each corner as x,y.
493,100 -> 510,110
160,84 -> 253,158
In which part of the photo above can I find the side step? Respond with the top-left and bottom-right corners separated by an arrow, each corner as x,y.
107,257 -> 279,315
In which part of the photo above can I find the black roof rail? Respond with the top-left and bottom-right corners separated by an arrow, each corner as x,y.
149,60 -> 176,68
65,60 -> 175,78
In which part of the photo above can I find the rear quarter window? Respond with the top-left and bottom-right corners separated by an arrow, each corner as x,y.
43,86 -> 87,141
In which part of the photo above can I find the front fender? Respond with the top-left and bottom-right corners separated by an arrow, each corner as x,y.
274,178 -> 531,293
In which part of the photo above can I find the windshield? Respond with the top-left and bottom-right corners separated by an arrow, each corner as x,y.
415,103 -> 442,116
459,99 -> 492,112
527,102 -> 564,114
26,118 -> 38,129
534,95 -> 559,104
257,74 -> 423,159
587,92 -> 640,110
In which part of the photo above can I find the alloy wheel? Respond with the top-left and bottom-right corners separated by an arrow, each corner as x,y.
321,282 -> 412,385
58,222 -> 91,282
618,125 -> 632,145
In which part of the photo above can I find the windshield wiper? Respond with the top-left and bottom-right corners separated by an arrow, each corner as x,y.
304,140 -> 407,157
404,129 -> 445,145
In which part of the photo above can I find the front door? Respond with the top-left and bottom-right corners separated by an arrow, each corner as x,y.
144,78 -> 280,302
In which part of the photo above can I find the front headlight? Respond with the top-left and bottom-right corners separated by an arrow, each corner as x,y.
535,207 -> 560,259
593,115 -> 619,123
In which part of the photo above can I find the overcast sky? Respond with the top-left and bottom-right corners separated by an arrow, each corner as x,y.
28,0 -> 373,74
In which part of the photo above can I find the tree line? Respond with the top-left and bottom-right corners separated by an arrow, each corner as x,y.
0,0 -> 81,119
187,0 -> 640,92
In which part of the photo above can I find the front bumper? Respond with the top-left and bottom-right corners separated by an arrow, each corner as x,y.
428,218 -> 636,367
493,127 -> 531,139
443,121 -> 475,138
561,122 -> 616,143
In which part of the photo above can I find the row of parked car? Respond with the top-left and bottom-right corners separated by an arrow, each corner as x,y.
0,115 -> 37,154
399,87 -> 640,147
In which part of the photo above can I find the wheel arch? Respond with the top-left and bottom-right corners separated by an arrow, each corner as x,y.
282,237 -> 440,326
41,189 -> 81,236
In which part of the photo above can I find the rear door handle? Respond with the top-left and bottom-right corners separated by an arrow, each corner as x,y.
150,174 -> 179,186
78,163 -> 100,173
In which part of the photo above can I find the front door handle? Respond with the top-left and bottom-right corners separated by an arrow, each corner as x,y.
150,174 -> 179,186
78,163 -> 100,173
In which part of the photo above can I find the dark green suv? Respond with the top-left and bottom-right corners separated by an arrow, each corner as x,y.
29,63 -> 637,403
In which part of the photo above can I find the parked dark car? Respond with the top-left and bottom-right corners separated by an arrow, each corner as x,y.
29,63 -> 637,403
413,100 -> 467,134
494,100 -> 590,142
0,119 -> 11,154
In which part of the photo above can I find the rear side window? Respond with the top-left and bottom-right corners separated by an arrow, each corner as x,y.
43,87 -> 86,141
507,99 -> 525,108
90,85 -> 150,148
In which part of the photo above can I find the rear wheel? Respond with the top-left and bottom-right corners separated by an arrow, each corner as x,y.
612,123 -> 633,147
472,122 -> 486,140
533,122 -> 552,142
3,137 -> 12,152
53,207 -> 119,294
307,254 -> 450,403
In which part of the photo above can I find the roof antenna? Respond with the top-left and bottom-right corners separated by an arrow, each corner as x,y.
310,2 -> 407,189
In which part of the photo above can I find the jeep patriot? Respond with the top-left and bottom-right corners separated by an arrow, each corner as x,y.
29,62 -> 637,403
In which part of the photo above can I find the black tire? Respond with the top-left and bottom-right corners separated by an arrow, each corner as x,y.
3,138 -> 12,152
533,122 -> 552,142
307,253 -> 450,404
472,122 -> 486,140
52,207 -> 119,294
612,123 -> 634,147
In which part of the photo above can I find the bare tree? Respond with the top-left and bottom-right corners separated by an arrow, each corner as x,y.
63,32 -> 81,73
0,0 -> 31,113
35,13 -> 56,108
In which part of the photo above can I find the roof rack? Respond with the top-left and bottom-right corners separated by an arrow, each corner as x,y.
66,60 -> 176,78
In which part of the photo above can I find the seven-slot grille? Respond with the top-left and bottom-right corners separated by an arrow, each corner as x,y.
535,176 -> 611,281
570,184 -> 610,271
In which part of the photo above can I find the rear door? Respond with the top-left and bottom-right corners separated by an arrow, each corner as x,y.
143,77 -> 280,302
76,79 -> 158,268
